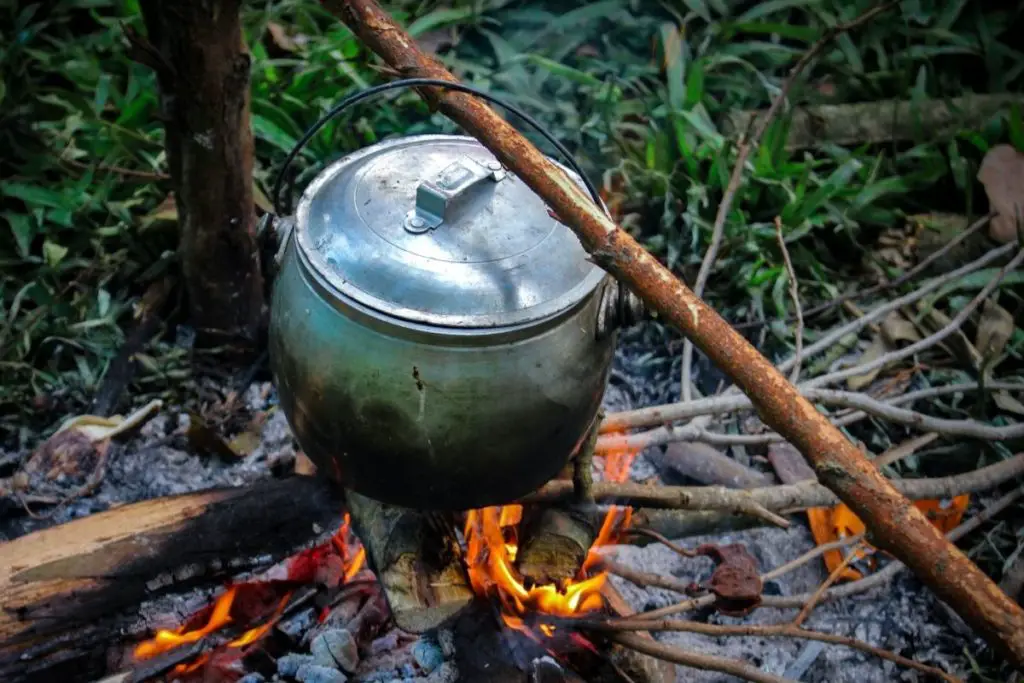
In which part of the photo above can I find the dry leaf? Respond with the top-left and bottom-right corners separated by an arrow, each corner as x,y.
917,302 -> 983,370
976,298 -> 1015,364
186,412 -> 240,461
141,193 -> 177,226
846,335 -> 888,390
994,391 -> 1024,416
56,399 -> 163,442
880,310 -> 922,347
978,144 -> 1024,243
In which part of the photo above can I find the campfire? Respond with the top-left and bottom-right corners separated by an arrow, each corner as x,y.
121,443 -> 640,681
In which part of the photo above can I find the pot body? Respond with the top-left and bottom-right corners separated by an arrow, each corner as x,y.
269,234 -> 617,511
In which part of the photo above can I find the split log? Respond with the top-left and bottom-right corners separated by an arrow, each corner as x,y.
0,476 -> 343,683
344,490 -> 473,634
324,0 -> 1024,667
516,506 -> 598,586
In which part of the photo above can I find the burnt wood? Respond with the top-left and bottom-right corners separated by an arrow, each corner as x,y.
0,476 -> 343,683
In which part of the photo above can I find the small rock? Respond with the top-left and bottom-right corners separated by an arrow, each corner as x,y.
239,675 -> 266,683
436,628 -> 455,658
426,662 -> 458,683
310,628 -> 359,673
278,654 -> 317,677
295,664 -> 348,683
411,640 -> 444,674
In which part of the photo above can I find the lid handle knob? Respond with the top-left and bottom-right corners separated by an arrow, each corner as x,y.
404,157 -> 505,233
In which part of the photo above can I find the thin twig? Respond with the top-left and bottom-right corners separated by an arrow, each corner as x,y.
775,216 -> 804,383
681,0 -> 903,401
587,618 -> 961,682
600,557 -> 694,595
734,212 -> 995,330
762,533 -> 865,582
60,156 -> 170,181
872,432 -> 939,469
806,248 -> 1024,388
623,527 -> 697,558
607,632 -> 790,683
792,542 -> 864,627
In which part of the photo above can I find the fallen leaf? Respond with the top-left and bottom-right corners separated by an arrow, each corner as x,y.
142,193 -> 177,227
994,391 -> 1024,416
977,144 -> 1024,243
975,297 -> 1015,365
917,301 -> 983,370
846,335 -> 888,390
56,399 -> 163,442
880,310 -> 922,347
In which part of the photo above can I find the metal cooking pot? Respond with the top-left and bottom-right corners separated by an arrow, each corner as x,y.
261,81 -> 643,511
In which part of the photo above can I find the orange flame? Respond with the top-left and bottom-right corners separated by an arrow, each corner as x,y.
134,512 -> 366,668
463,438 -> 638,639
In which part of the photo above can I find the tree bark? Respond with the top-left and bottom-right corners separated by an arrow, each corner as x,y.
138,0 -> 264,348
0,476 -> 343,683
322,0 -> 1024,667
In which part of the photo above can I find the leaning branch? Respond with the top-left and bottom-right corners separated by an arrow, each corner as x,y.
325,0 -> 1024,667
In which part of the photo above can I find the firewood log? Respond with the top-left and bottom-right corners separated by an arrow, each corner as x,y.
0,475 -> 343,683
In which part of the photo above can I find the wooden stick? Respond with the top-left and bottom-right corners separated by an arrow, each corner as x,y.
526,452 -> 1024,512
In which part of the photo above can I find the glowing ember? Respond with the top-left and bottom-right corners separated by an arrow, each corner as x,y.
133,512 -> 366,669
463,440 -> 638,639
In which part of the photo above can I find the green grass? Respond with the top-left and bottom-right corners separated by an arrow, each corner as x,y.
2,0 -> 1021,445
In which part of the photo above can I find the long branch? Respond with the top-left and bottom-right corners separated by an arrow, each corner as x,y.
326,0 -> 1024,666
600,381 -> 1024,449
521,452 -> 1024,512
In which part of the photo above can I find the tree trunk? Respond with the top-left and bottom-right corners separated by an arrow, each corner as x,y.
138,0 -> 264,348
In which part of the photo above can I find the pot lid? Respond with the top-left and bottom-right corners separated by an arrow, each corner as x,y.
294,134 -> 608,328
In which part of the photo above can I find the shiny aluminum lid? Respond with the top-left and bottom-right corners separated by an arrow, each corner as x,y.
294,134 -> 608,328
